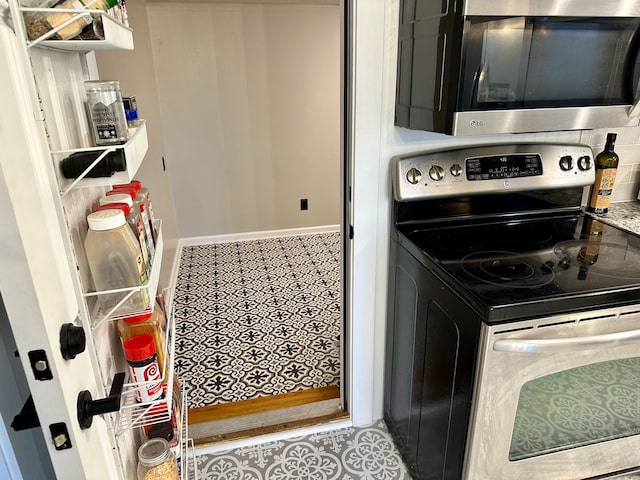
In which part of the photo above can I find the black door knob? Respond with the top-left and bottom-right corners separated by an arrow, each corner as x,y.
60,323 -> 86,360
77,372 -> 125,429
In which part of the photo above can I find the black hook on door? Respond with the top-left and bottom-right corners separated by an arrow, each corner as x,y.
77,372 -> 125,429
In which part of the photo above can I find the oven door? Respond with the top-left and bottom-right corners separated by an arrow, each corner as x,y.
464,306 -> 640,480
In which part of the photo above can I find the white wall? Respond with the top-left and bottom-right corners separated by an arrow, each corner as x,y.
146,3 -> 341,238
351,0 -> 640,424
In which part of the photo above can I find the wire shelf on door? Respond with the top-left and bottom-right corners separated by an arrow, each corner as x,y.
85,219 -> 162,330
16,5 -> 133,51
55,120 -> 148,196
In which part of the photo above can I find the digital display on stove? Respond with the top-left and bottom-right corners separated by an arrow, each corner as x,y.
466,154 -> 543,181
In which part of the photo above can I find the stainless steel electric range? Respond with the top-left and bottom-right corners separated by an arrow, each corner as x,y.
384,143 -> 640,480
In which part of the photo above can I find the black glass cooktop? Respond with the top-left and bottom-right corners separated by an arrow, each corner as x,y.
401,213 -> 640,317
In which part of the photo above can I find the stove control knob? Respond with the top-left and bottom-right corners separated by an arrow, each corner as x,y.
450,164 -> 463,177
406,167 -> 422,184
578,155 -> 592,171
429,165 -> 445,181
559,155 -> 573,171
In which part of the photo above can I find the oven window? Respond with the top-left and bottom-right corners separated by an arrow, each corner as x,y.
459,17 -> 640,111
509,357 -> 640,461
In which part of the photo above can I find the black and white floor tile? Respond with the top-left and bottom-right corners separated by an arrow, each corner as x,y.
173,232 -> 341,409
196,420 -> 413,479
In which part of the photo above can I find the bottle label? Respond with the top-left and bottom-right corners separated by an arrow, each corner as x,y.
589,168 -> 617,213
90,102 -> 127,143
130,359 -> 162,402
139,207 -> 156,259
136,219 -> 150,271
136,253 -> 150,306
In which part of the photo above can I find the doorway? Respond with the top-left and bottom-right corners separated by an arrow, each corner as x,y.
140,2 -> 345,441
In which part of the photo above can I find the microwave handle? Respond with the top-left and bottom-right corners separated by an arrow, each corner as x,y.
626,25 -> 640,117
629,84 -> 640,117
493,328 -> 640,353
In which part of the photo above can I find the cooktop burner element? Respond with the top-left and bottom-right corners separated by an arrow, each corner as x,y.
461,251 -> 555,288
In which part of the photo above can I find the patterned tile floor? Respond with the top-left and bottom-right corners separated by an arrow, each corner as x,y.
173,232 -> 341,409
195,420 -> 413,479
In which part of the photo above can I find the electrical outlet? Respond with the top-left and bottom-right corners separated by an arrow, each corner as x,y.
300,198 -> 308,210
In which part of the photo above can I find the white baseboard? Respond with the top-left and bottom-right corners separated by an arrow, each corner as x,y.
178,224 -> 340,248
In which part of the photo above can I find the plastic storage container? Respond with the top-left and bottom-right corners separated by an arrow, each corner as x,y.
84,209 -> 149,316
94,201 -> 150,275
118,306 -> 167,375
137,438 -> 178,480
84,80 -> 129,145
112,183 -> 156,249
105,188 -> 154,267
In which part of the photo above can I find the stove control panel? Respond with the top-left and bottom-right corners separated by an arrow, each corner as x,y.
393,143 -> 595,201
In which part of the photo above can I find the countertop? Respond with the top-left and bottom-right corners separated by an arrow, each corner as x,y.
590,201 -> 640,235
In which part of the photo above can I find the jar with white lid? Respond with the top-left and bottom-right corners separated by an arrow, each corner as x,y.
137,438 -> 178,480
100,192 -> 152,276
85,209 -> 149,316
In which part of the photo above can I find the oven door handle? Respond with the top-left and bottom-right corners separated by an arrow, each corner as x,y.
493,329 -> 640,353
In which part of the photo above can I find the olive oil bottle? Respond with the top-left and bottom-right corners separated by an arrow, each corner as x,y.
587,133 -> 619,214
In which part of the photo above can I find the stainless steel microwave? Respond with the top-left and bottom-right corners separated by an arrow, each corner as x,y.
395,0 -> 640,135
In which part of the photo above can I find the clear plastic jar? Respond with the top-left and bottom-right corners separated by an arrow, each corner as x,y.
110,186 -> 156,257
137,438 -> 178,480
115,180 -> 157,247
100,195 -> 151,277
105,189 -> 154,268
117,306 -> 167,375
84,80 -> 129,145
84,209 -> 149,316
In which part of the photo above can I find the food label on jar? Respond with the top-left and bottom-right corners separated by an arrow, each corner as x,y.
131,360 -> 162,402
589,168 -> 616,212
91,102 -> 127,143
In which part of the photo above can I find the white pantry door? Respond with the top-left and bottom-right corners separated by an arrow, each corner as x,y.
0,10 -> 122,480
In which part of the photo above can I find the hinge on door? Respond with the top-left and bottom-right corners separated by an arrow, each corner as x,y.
11,395 -> 39,431
349,224 -> 354,239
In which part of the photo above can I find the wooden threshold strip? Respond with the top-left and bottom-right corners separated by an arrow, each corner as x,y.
193,410 -> 350,446
188,385 -> 340,425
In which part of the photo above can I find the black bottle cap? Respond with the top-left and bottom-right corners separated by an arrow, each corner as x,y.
146,421 -> 174,442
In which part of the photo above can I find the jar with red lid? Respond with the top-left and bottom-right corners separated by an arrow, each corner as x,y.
106,188 -> 154,268
124,334 -> 163,402
118,305 -> 167,375
109,187 -> 156,259
115,180 -> 156,245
